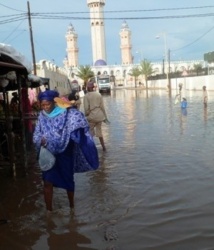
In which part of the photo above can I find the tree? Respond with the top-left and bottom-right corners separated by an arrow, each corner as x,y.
139,59 -> 154,89
76,65 -> 94,88
129,66 -> 141,87
193,63 -> 202,76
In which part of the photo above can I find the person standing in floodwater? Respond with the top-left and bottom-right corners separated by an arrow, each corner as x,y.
181,97 -> 187,109
179,83 -> 183,94
202,85 -> 208,108
84,79 -> 108,151
33,90 -> 99,213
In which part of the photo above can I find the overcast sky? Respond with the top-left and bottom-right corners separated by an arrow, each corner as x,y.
0,0 -> 214,67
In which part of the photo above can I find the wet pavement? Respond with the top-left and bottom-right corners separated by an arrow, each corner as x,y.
1,89 -> 214,250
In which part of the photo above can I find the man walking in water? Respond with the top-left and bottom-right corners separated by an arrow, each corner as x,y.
83,79 -> 108,151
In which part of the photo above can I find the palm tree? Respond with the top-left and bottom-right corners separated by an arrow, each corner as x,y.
76,65 -> 95,88
139,59 -> 154,89
129,66 -> 141,87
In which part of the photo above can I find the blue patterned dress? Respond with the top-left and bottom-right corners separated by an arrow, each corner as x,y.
33,108 -> 99,191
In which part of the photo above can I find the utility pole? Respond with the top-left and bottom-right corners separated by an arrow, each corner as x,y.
167,49 -> 172,95
162,58 -> 165,75
27,1 -> 37,75
168,49 -> 171,92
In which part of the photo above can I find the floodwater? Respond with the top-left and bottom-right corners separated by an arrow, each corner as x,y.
1,89 -> 214,250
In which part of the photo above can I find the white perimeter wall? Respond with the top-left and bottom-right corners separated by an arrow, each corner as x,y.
148,75 -> 214,91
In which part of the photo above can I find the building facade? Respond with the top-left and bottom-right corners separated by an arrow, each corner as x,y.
36,60 -> 70,95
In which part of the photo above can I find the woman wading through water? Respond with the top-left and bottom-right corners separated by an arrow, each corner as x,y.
33,90 -> 99,213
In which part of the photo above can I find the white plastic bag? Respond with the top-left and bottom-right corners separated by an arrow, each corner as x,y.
38,146 -> 56,171
79,90 -> 85,98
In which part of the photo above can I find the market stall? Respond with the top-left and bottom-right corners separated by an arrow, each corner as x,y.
0,43 -> 48,176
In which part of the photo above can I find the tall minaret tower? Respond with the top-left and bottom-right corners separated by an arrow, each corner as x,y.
120,21 -> 133,65
87,0 -> 106,64
65,23 -> 79,67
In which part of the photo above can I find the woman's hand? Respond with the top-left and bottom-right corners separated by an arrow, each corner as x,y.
41,138 -> 47,147
104,118 -> 110,124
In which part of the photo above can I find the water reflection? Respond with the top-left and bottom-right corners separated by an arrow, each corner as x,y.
45,216 -> 94,250
203,106 -> 208,124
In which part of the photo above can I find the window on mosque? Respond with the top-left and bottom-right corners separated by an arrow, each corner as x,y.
116,70 -> 120,76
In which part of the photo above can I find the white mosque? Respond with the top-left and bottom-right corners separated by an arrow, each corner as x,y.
36,0 -> 211,93
62,0 -> 204,88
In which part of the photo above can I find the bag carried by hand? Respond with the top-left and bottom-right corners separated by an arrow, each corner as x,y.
38,146 -> 56,171
79,90 -> 85,98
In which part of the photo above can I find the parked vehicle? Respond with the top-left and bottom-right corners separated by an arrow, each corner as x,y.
97,75 -> 111,93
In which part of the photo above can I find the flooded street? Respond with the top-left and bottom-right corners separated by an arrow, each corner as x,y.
1,89 -> 214,250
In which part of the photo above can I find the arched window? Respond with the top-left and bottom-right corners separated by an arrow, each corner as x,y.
116,70 -> 121,76
127,69 -> 132,75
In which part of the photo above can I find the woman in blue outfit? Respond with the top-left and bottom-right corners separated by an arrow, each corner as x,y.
180,98 -> 187,116
33,90 -> 99,212
181,97 -> 187,109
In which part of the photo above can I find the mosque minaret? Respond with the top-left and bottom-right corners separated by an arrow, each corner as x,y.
87,0 -> 107,64
64,23 -> 79,67
120,21 -> 133,65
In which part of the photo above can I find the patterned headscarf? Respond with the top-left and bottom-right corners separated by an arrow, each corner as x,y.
38,90 -> 59,101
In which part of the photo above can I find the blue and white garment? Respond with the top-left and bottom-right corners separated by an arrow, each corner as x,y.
33,107 -> 99,191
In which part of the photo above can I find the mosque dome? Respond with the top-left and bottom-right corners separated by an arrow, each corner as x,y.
94,59 -> 107,66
